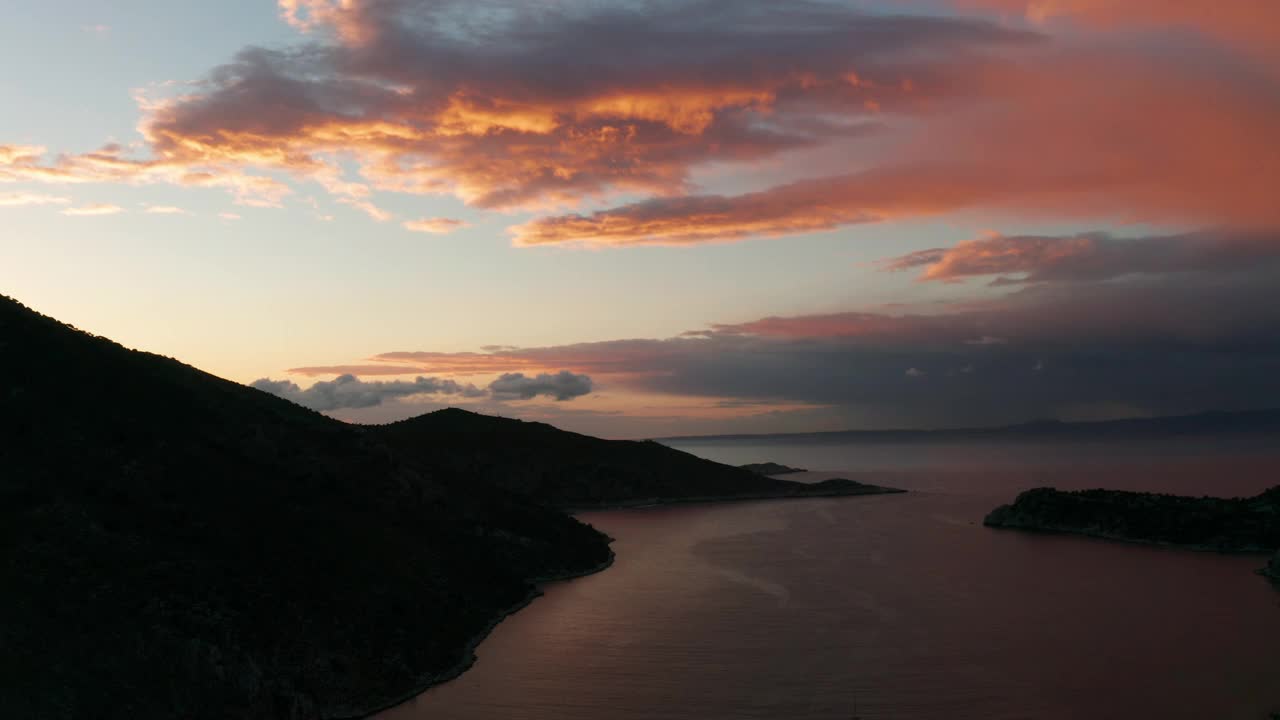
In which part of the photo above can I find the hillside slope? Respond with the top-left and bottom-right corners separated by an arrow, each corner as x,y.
374,409 -> 899,508
0,296 -> 611,720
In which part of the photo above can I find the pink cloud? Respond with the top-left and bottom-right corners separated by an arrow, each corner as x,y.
513,44 -> 1280,245
953,0 -> 1280,64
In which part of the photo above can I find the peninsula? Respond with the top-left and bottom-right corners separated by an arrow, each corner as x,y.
0,294 -> 899,720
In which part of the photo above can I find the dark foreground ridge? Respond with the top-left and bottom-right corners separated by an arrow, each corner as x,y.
0,294 -> 899,720
984,487 -> 1280,558
0,294 -> 610,720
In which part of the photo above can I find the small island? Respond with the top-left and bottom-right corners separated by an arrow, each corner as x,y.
738,462 -> 807,476
984,487 -> 1280,559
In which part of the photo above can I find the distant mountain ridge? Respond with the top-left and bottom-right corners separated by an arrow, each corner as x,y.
660,409 -> 1280,444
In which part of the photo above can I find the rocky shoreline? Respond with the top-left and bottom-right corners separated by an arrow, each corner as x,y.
338,548 -> 619,720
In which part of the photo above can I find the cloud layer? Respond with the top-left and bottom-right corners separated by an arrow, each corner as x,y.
1,1 -> 1029,221
251,374 -> 487,411
252,370 -> 593,411
488,371 -> 593,401
881,230 -> 1280,284
513,43 -> 1280,245
3,0 -> 1274,250
277,250 -> 1280,427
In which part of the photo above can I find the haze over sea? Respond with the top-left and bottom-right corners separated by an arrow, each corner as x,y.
381,436 -> 1280,720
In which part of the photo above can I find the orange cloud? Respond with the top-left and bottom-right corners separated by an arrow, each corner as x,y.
0,145 -> 46,166
402,217 -> 467,234
1,3 -> 1027,215
4,0 -> 1274,246
0,142 -> 291,208
884,232 -> 1101,282
514,45 -> 1280,245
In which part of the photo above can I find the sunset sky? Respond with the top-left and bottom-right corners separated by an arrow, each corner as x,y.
3,0 -> 1278,437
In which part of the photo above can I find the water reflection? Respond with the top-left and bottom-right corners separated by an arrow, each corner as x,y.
380,441 -> 1280,720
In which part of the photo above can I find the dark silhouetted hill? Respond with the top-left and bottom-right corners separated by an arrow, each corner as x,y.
1,293 -> 902,720
374,409 -> 899,509
984,486 -> 1280,554
739,462 -> 806,475
0,295 -> 611,720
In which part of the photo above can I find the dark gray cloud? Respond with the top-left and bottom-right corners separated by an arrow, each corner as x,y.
252,370 -> 595,411
488,371 -> 593,401
251,374 -> 486,411
623,272 -> 1280,426
321,264 -> 1280,429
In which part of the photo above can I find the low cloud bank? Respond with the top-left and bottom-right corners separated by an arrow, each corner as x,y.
489,371 -> 593,401
252,370 -> 593,411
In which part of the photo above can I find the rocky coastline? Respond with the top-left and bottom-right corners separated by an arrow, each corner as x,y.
984,486 -> 1280,557
338,548 -> 618,720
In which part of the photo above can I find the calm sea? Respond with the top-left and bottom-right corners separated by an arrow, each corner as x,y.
379,438 -> 1280,720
